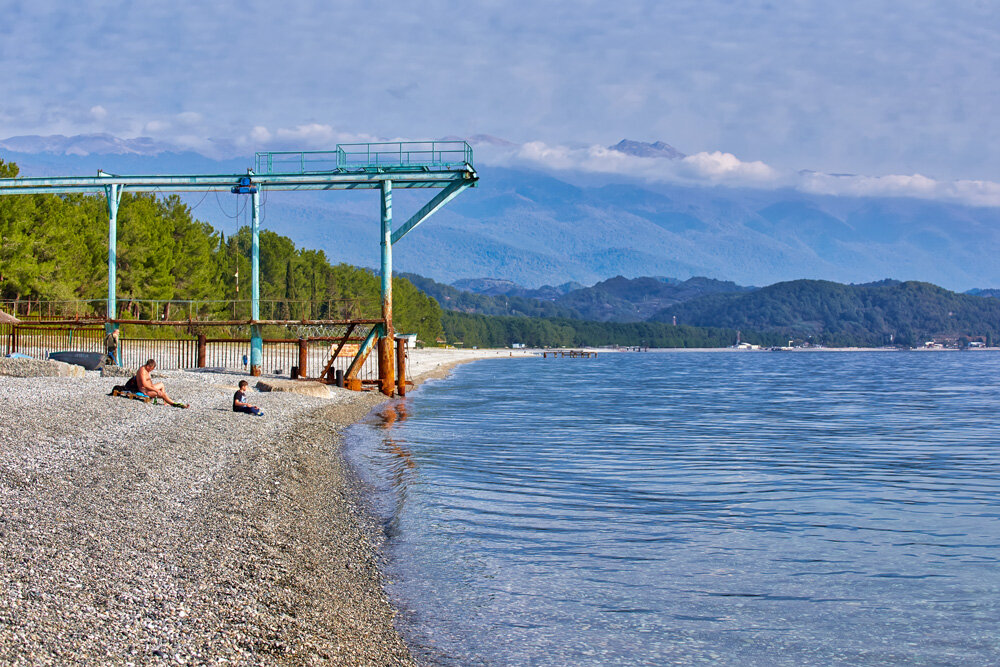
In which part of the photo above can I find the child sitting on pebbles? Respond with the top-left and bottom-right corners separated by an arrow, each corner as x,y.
233,380 -> 263,416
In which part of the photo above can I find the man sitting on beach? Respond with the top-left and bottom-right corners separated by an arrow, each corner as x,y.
233,380 -> 263,416
125,359 -> 188,408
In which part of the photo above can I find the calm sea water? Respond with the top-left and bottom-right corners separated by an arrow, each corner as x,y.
345,351 -> 1000,666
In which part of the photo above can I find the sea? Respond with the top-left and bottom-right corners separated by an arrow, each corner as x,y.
344,351 -> 1000,666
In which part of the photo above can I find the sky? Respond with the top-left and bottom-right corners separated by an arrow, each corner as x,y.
1,0 -> 998,203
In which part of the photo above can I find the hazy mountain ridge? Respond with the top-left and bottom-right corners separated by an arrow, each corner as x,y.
404,272 -> 756,322
608,139 -> 686,159
4,138 -> 1000,291
451,278 -> 585,299
651,279 -> 1000,346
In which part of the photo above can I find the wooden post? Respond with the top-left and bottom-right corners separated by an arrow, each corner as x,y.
298,338 -> 308,379
396,337 -> 407,396
197,334 -> 207,368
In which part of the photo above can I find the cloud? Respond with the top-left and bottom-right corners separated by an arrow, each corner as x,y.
477,139 -> 1000,207
798,171 -> 1000,207
89,105 -> 107,121
234,124 -> 379,151
485,140 -> 785,187
678,151 -> 777,182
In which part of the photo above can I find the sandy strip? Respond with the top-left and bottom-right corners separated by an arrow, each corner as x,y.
0,349 -> 522,665
405,348 -> 535,387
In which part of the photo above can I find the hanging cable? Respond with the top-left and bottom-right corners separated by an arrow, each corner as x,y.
213,189 -> 247,219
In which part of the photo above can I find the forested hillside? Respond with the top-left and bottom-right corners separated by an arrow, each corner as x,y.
442,312 -> 780,349
653,279 -> 1000,346
407,273 -> 756,322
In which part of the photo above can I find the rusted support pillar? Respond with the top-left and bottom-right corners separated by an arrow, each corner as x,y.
378,180 -> 395,396
197,334 -> 207,368
396,337 -> 407,396
298,338 -> 308,379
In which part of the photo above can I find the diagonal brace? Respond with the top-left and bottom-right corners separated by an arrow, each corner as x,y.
345,324 -> 381,380
390,179 -> 471,245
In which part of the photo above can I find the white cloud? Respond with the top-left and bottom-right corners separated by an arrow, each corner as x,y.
234,124 -> 378,151
491,140 -> 785,187
678,151 -> 777,182
249,126 -> 271,143
143,120 -> 170,133
479,139 -> 1000,207
175,111 -> 202,126
89,105 -> 107,120
798,171 -> 1000,207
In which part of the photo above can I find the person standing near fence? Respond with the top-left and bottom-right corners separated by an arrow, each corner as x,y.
104,329 -> 119,366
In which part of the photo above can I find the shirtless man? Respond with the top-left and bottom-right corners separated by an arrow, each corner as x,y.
126,359 -> 187,407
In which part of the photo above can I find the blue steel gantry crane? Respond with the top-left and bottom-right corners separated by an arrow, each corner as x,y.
0,141 -> 478,394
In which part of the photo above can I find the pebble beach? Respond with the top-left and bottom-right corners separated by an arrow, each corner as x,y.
0,348 -> 530,665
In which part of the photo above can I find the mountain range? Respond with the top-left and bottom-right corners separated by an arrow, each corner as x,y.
432,274 -> 1000,347
2,135 -> 1000,291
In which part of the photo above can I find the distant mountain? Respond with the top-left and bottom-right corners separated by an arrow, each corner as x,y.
0,133 -> 169,156
400,273 -> 579,319
609,139 -> 686,159
651,279 -> 1000,346
451,278 -> 584,299
406,272 -> 755,322
966,288 -> 1000,298
451,277 -> 531,296
4,138 -> 1000,291
557,275 -> 754,321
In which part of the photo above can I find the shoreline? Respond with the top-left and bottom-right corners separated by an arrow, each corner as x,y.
0,349 -> 511,664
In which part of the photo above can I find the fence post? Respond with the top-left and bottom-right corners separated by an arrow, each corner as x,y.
198,334 -> 207,368
298,339 -> 308,379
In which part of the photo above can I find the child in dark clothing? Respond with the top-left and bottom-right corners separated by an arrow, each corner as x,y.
233,380 -> 263,416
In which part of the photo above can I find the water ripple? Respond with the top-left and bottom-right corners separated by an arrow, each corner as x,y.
346,351 -> 1000,666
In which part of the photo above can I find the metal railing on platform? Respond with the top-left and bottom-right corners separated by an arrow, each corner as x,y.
255,141 -> 474,174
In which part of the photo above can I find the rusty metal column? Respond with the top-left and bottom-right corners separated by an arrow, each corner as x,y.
396,337 -> 407,396
378,179 -> 395,396
197,334 -> 207,368
297,338 -> 308,378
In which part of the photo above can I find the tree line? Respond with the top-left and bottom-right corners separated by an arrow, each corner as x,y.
442,311 -> 782,348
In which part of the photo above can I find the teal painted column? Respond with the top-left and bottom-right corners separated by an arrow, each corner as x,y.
380,179 -> 392,324
105,184 -> 122,335
250,187 -> 262,375
378,179 -> 395,394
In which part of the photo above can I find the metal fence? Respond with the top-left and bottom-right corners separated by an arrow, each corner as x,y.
2,325 -> 385,383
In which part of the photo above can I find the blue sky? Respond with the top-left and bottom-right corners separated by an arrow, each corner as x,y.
1,1 -> 998,199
